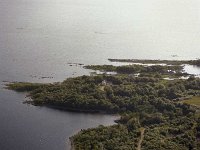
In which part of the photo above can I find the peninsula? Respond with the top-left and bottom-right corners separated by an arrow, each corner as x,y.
6,59 -> 200,150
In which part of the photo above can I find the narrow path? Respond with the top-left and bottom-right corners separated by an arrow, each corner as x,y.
137,127 -> 145,150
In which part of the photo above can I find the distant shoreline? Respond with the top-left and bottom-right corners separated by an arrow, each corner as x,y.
108,58 -> 200,66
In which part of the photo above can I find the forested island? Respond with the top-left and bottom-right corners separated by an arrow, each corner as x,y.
6,59 -> 200,150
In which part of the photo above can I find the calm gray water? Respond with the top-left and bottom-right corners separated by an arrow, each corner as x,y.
1,0 -> 200,149
0,84 -> 118,150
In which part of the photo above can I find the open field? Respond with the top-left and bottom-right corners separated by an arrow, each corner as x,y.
183,96 -> 200,106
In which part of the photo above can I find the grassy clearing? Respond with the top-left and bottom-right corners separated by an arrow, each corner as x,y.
183,96 -> 200,106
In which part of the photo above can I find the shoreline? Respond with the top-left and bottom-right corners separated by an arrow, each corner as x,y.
5,59 -> 200,149
69,137 -> 74,150
44,104 -> 107,114
108,58 -> 200,66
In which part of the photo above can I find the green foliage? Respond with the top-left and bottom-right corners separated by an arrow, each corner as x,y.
71,124 -> 138,150
6,82 -> 46,92
183,96 -> 200,106
6,63 -> 200,149
85,64 -> 184,77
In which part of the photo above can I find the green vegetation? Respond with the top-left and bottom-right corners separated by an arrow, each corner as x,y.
6,82 -> 47,92
6,62 -> 200,150
183,96 -> 200,106
108,58 -> 200,66
72,109 -> 200,150
189,59 -> 200,66
70,124 -> 139,150
85,64 -> 187,78
7,75 -> 200,113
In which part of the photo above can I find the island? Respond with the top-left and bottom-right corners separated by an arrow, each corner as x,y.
6,59 -> 200,150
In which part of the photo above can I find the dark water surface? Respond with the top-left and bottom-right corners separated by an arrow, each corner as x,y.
0,84 -> 118,150
1,0 -> 200,149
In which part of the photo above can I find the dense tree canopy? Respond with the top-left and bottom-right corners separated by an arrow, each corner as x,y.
7,63 -> 200,150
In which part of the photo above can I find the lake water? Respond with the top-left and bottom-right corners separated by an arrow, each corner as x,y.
0,84 -> 118,150
1,0 -> 200,149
